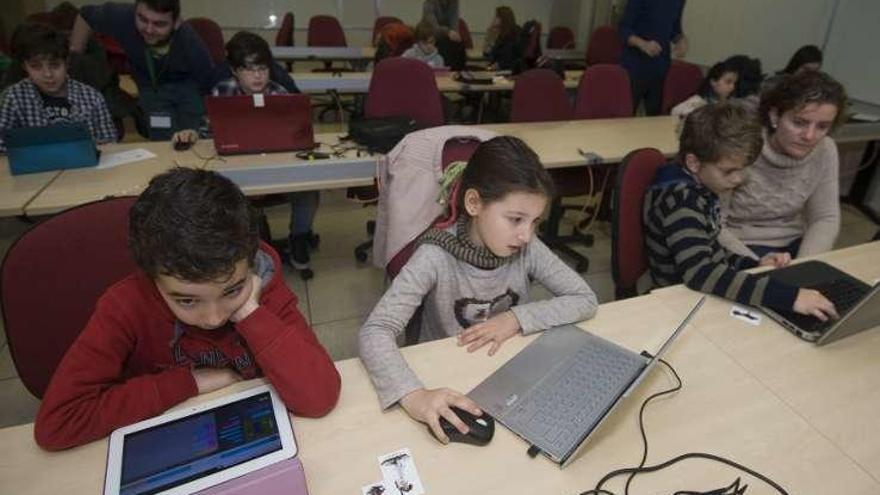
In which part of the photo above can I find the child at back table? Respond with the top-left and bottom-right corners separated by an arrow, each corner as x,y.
671,60 -> 738,118
644,102 -> 837,321
34,168 -> 340,451
359,136 -> 598,443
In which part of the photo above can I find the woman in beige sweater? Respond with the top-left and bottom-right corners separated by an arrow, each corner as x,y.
725,71 -> 847,258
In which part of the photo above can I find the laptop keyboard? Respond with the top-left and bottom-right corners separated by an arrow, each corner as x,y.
500,339 -> 646,459
780,278 -> 867,333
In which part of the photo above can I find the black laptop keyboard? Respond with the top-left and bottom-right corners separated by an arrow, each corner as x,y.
779,278 -> 867,333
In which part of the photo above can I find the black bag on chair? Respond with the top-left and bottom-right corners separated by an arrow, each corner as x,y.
345,116 -> 420,154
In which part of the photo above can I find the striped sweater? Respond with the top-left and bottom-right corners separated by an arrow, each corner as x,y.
643,164 -> 798,311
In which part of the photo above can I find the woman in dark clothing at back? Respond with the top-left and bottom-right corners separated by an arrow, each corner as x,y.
483,6 -> 521,71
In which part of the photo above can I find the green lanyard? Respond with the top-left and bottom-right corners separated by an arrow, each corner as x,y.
144,39 -> 173,89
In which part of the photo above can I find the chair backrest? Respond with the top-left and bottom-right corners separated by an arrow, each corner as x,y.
661,60 -> 703,114
574,64 -> 633,119
458,18 -> 474,49
186,17 -> 225,65
308,15 -> 347,47
547,26 -> 575,50
373,16 -> 402,46
510,68 -> 573,123
275,12 -> 294,46
366,57 -> 444,127
585,25 -> 622,65
611,148 -> 665,299
0,197 -> 138,398
386,137 -> 482,280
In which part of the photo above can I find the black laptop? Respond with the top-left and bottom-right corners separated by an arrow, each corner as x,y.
761,260 -> 880,345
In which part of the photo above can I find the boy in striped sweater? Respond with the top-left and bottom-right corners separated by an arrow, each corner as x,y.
643,102 -> 838,321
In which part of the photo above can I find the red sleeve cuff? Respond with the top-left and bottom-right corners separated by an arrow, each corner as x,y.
235,306 -> 285,355
154,366 -> 199,407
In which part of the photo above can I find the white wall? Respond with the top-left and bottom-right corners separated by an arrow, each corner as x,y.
822,0 -> 880,105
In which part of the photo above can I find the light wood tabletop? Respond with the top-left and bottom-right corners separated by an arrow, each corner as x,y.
0,162 -> 61,217
1,288 -> 877,494
649,241 -> 880,482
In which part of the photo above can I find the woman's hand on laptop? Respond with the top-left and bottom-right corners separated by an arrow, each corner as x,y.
400,388 -> 482,443
793,289 -> 840,321
759,252 -> 792,268
458,311 -> 521,356
192,367 -> 242,394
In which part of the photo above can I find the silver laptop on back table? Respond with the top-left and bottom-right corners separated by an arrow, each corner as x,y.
467,297 -> 705,467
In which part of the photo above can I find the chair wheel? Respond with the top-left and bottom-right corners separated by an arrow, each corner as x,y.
299,268 -> 314,280
354,248 -> 368,263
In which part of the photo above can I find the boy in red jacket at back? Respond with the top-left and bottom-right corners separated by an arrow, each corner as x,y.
34,168 -> 341,451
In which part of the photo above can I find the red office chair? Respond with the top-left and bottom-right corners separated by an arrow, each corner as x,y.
611,148 -> 666,299
585,25 -> 622,65
276,12 -> 294,46
385,137 -> 482,344
353,58 -> 446,263
510,69 -> 572,123
547,26 -> 575,50
186,17 -> 225,65
458,18 -> 474,50
661,61 -> 703,114
574,64 -> 633,118
308,14 -> 347,47
0,197 -> 137,398
372,16 -> 403,46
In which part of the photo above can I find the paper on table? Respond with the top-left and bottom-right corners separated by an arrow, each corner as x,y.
97,148 -> 157,170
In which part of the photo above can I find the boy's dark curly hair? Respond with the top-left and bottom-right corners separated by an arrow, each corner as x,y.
128,168 -> 260,282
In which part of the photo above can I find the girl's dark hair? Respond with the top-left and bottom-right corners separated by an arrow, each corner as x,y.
759,70 -> 847,133
698,61 -> 735,100
457,136 -> 555,215
723,55 -> 763,98
11,22 -> 69,64
136,0 -> 180,20
225,31 -> 273,69
128,168 -> 260,282
495,6 -> 518,40
782,45 -> 822,74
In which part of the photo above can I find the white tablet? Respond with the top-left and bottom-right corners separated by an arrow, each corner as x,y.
104,384 -> 297,495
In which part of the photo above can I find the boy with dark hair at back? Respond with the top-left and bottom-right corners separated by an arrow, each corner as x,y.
172,31 -> 318,277
402,21 -> 445,68
644,102 -> 838,321
0,22 -> 116,151
34,168 -> 341,451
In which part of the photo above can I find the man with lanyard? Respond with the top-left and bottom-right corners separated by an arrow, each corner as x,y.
69,0 -> 214,140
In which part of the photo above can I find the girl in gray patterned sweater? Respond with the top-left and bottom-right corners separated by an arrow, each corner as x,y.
359,136 -> 598,443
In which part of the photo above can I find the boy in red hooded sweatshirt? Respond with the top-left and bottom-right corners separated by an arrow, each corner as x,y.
35,168 -> 340,450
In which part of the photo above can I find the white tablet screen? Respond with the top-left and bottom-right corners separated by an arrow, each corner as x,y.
119,391 -> 282,495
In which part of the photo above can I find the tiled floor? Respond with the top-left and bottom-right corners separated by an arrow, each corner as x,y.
0,185 -> 877,430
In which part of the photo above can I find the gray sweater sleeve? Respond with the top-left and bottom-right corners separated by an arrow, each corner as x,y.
509,239 -> 599,334
798,143 -> 840,257
358,247 -> 438,409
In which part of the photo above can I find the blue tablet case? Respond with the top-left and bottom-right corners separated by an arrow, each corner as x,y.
4,124 -> 98,175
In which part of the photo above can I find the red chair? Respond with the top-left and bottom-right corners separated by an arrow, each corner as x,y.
372,16 -> 403,46
510,69 -> 572,123
186,17 -> 225,65
275,12 -> 294,46
585,25 -> 622,65
365,57 -> 444,127
352,58 -> 445,263
385,137 -> 482,344
661,61 -> 703,114
574,64 -> 633,119
611,148 -> 666,299
547,26 -> 575,50
308,15 -> 347,47
458,18 -> 474,50
0,197 -> 137,398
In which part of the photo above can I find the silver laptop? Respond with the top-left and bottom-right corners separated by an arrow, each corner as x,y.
760,260 -> 880,345
467,297 -> 705,467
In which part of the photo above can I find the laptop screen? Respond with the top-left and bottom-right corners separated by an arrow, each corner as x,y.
119,391 -> 282,495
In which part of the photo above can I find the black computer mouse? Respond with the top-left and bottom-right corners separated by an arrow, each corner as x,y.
434,407 -> 494,446
173,139 -> 193,151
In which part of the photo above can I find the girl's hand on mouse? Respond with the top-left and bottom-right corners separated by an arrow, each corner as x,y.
399,388 -> 482,444
458,311 -> 520,356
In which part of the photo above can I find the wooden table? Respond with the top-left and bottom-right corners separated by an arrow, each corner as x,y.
0,163 -> 60,217
1,286 -> 878,494
650,241 -> 880,482
270,46 -> 486,63
12,117 -> 679,217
